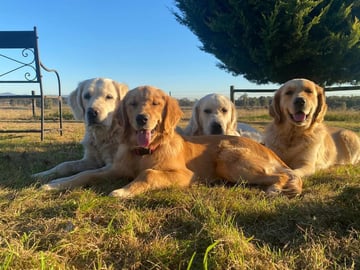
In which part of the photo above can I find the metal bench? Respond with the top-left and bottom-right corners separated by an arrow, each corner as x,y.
0,26 -> 63,140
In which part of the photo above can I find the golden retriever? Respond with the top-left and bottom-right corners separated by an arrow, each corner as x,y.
42,86 -> 302,197
33,78 -> 128,179
264,78 -> 360,177
180,93 -> 263,142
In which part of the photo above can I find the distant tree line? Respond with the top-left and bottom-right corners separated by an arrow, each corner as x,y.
177,94 -> 360,110
234,94 -> 360,110
326,95 -> 360,110
2,95 -> 360,111
234,95 -> 272,108
0,97 -> 66,109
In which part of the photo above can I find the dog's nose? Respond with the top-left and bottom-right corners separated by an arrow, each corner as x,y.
210,122 -> 223,135
87,108 -> 98,124
136,114 -> 148,126
294,97 -> 306,107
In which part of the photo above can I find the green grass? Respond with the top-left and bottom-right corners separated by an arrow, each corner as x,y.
0,109 -> 359,269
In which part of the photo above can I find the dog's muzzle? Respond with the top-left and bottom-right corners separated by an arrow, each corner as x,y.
136,114 -> 148,127
210,122 -> 224,135
293,97 -> 306,111
87,108 -> 99,125
291,97 -> 309,123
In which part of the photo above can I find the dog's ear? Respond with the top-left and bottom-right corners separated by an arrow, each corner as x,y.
115,97 -> 130,138
68,80 -> 86,120
116,95 -> 129,127
162,95 -> 183,134
184,100 -> 201,135
229,100 -> 238,132
269,87 -> 283,124
113,81 -> 128,101
313,84 -> 327,124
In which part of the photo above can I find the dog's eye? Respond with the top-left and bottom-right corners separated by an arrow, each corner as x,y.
129,101 -> 137,107
285,90 -> 293,96
204,109 -> 212,114
221,108 -> 228,113
84,92 -> 91,100
106,94 -> 114,100
304,88 -> 312,94
152,101 -> 160,106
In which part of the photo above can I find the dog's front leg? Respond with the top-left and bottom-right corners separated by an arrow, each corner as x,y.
41,164 -> 118,191
32,158 -> 101,179
109,168 -> 194,198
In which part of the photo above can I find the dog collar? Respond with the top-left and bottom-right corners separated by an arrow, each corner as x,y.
132,146 -> 157,156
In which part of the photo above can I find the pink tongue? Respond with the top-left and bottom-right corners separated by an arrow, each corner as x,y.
293,112 -> 306,122
137,130 -> 151,147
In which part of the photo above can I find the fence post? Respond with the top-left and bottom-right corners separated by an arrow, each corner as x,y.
31,90 -> 36,117
230,85 -> 235,103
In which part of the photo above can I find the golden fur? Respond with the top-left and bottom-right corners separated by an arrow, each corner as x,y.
179,93 -> 263,142
33,78 -> 128,179
264,78 -> 360,177
42,86 -> 302,197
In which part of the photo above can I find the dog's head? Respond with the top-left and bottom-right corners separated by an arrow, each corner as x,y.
187,93 -> 238,135
68,78 -> 128,128
117,86 -> 183,148
269,78 -> 327,128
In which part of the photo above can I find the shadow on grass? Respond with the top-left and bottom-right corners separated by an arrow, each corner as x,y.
230,185 -> 360,252
0,141 -> 83,188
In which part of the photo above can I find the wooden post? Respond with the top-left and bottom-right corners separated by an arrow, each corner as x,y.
230,85 -> 235,103
31,90 -> 36,117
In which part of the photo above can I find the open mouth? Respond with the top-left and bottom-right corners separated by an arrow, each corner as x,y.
290,111 -> 309,123
136,127 -> 157,147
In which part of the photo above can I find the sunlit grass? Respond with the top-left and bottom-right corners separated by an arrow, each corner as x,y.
0,106 -> 359,269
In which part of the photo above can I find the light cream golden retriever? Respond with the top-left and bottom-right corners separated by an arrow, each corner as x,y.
42,86 -> 302,197
180,93 -> 263,142
33,78 -> 128,179
264,78 -> 360,177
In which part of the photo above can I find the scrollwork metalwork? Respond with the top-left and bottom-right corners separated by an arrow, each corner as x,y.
0,48 -> 38,81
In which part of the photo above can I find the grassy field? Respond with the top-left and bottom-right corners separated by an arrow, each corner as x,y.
0,106 -> 359,269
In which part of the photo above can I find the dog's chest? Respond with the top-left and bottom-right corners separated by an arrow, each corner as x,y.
85,132 -> 120,162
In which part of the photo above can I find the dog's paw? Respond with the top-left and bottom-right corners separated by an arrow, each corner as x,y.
282,174 -> 303,198
109,188 -> 132,198
265,185 -> 282,196
41,183 -> 60,191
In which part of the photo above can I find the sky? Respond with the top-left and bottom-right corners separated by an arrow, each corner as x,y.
0,0 -> 280,100
0,0 -> 358,99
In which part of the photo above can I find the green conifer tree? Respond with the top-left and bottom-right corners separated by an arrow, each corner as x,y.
174,0 -> 360,85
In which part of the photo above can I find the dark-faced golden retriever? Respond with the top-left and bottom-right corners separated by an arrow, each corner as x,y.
181,93 -> 240,136
179,93 -> 263,142
264,78 -> 360,177
42,86 -> 302,197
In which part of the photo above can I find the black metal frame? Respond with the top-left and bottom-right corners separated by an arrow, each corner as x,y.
0,26 -> 63,140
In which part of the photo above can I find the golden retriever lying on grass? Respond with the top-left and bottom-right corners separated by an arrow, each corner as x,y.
179,93 -> 263,142
42,86 -> 302,197
33,78 -> 128,179
264,78 -> 360,177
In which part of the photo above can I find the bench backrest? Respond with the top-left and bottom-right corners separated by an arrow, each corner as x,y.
0,27 -> 42,83
0,27 -> 63,140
